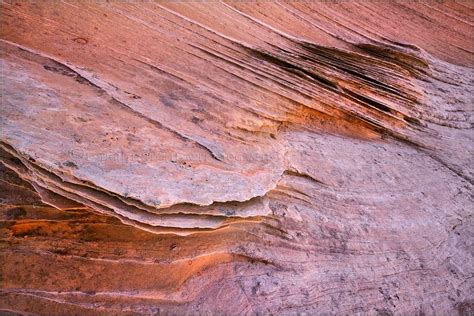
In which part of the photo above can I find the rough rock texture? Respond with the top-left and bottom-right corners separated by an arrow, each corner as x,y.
0,1 -> 473,314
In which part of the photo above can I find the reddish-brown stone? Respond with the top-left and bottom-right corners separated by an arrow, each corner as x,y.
1,1 -> 473,314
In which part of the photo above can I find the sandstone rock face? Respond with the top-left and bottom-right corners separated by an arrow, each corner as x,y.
0,1 -> 473,314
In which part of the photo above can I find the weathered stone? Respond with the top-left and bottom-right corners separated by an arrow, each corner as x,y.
0,1 -> 472,314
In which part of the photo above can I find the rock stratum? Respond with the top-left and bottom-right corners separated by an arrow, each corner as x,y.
0,1 -> 473,314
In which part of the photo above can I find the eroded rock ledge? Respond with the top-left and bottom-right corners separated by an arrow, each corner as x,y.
1,1 -> 473,314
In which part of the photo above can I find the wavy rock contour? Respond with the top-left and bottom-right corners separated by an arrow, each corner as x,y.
1,1 -> 473,314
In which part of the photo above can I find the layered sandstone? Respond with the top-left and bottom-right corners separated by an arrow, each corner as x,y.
0,1 -> 473,314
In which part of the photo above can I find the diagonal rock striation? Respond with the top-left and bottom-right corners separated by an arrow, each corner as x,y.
1,0 -> 473,314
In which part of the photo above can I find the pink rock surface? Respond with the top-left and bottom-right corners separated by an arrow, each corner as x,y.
0,1 -> 473,314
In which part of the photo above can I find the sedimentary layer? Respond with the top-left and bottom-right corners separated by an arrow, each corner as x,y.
1,1 -> 473,314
